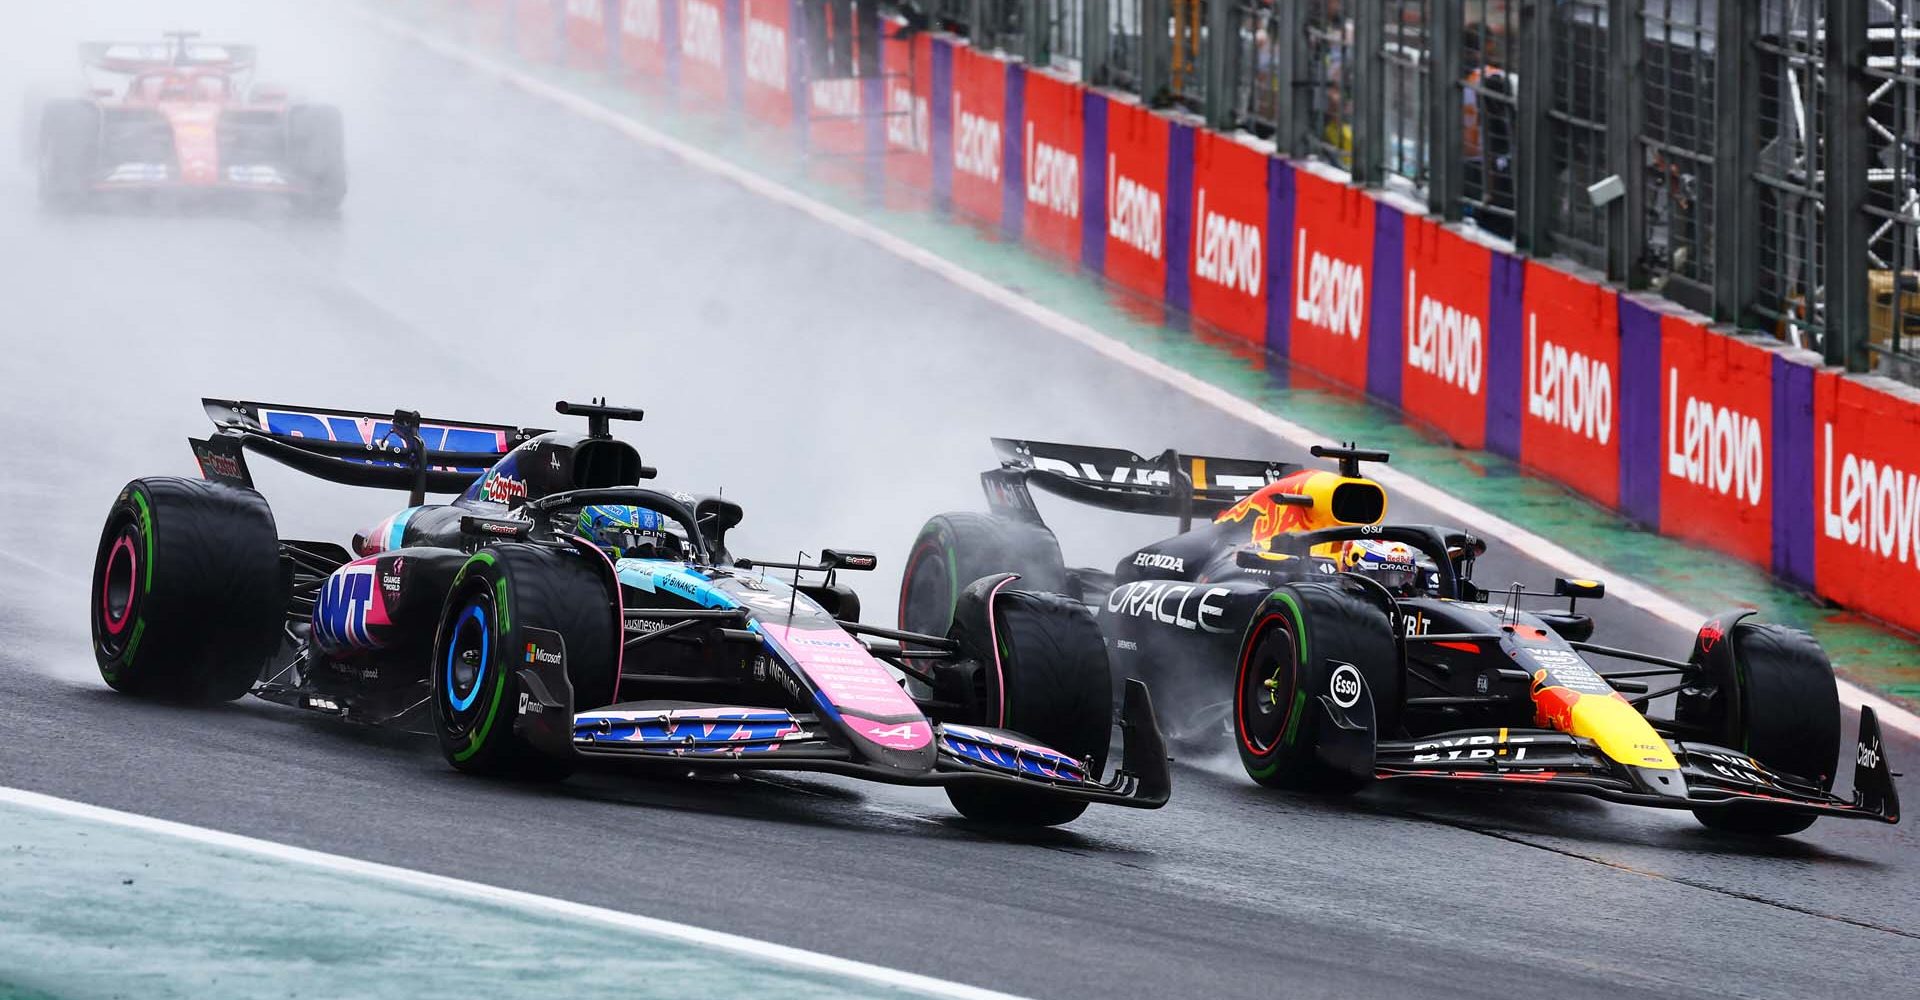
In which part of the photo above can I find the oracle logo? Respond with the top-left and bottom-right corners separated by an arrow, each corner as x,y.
952,95 -> 1001,182
744,18 -> 787,89
1193,189 -> 1262,296
680,0 -> 722,67
1024,123 -> 1078,219
885,80 -> 929,152
1822,424 -> 1920,561
1106,156 -> 1163,260
1526,316 -> 1613,445
621,0 -> 660,42
1666,368 -> 1764,506
1293,229 -> 1365,338
811,77 -> 858,116
567,0 -> 603,21
1405,270 -> 1483,395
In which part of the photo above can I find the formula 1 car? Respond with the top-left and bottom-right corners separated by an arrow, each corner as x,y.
32,32 -> 345,211
87,401 -> 1166,828
901,439 -> 1898,836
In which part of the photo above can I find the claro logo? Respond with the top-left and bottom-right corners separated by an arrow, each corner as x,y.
1666,368 -> 1763,506
1024,123 -> 1078,219
1822,424 -> 1920,561
1526,315 -> 1613,445
1107,157 -> 1162,260
1293,230 -> 1365,338
885,80 -> 929,153
744,18 -> 787,89
1193,189 -> 1262,296
622,0 -> 661,42
952,95 -> 1001,182
680,0 -> 722,67
1405,270 -> 1483,395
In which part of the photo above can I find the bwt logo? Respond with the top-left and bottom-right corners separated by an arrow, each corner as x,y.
1024,123 -> 1078,219
1666,368 -> 1763,506
1526,316 -> 1613,445
811,77 -> 859,117
744,19 -> 787,89
622,0 -> 660,42
1106,157 -> 1162,260
1405,270 -> 1483,395
1193,189 -> 1262,296
315,566 -> 375,648
952,96 -> 1001,182
1293,230 -> 1365,338
566,0 -> 603,23
884,81 -> 929,153
1822,424 -> 1920,561
680,0 -> 723,67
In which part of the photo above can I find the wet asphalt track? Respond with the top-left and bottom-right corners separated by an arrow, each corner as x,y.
1,4 -> 1917,997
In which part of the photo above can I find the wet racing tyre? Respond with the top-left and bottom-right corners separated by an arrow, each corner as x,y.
90,477 -> 285,702
942,580 -> 1112,827
900,512 -> 1069,642
1678,618 -> 1839,836
1233,579 -> 1402,794
430,544 -> 617,781
37,99 -> 98,209
288,104 -> 347,213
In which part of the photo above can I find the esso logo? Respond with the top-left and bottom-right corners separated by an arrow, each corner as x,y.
622,0 -> 661,41
680,0 -> 723,66
744,19 -> 787,89
1329,663 -> 1363,709
1294,230 -> 1365,338
1526,315 -> 1613,445
1666,368 -> 1764,506
1822,423 -> 1920,562
952,96 -> 1001,182
1024,123 -> 1079,218
1193,188 -> 1262,296
1406,270 -> 1483,395
1107,158 -> 1163,260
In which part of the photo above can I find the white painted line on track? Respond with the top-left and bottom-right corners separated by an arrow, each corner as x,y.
360,11 -> 1920,741
0,785 -> 1029,1000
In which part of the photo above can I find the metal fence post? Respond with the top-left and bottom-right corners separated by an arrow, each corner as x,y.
1606,0 -> 1644,286
1712,0 -> 1756,324
1428,0 -> 1463,219
1352,1 -> 1384,185
1025,0 -> 1049,64
1085,0 -> 1108,85
1515,0 -> 1553,255
1139,0 -> 1168,103
1203,0 -> 1234,128
1826,0 -> 1870,370
1269,1 -> 1301,157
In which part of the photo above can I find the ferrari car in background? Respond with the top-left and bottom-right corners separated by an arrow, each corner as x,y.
902,439 -> 1898,836
87,399 -> 1167,829
31,31 -> 345,211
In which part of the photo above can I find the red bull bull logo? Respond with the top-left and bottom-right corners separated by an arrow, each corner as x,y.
1215,470 -> 1388,551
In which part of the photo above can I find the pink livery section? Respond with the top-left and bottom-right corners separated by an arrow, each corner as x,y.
756,622 -> 933,751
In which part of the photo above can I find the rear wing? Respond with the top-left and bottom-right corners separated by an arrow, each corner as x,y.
191,399 -> 544,504
81,37 -> 258,74
983,438 -> 1303,532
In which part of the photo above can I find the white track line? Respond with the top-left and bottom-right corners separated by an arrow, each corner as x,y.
362,12 -> 1920,741
0,785 -> 1029,1000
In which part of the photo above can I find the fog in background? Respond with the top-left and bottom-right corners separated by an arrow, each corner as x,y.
0,0 -> 1191,686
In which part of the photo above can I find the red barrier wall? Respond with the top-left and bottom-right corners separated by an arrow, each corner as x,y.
677,0 -> 728,104
1520,263 -> 1620,506
880,21 -> 933,195
1660,315 -> 1774,565
949,45 -> 1006,227
1020,69 -> 1083,263
619,0 -> 668,81
1813,373 -> 1920,627
1400,215 -> 1492,449
741,0 -> 792,126
564,0 -> 609,68
1287,168 -> 1375,388
1102,100 -> 1170,305
1186,132 -> 1269,345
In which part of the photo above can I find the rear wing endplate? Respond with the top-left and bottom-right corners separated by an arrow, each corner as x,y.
983,437 -> 1300,531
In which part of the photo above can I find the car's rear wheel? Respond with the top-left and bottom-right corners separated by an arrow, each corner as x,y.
900,512 -> 1069,641
90,477 -> 285,702
38,99 -> 99,209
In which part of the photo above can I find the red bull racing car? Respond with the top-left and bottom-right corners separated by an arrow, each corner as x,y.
86,400 -> 1166,829
32,32 -> 345,210
902,440 -> 1897,836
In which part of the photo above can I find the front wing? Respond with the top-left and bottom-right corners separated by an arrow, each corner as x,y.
1372,708 -> 1899,824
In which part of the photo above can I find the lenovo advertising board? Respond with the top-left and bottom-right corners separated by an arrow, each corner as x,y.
564,0 -> 611,69
1100,98 -> 1170,305
1813,371 -> 1920,633
1286,168 -> 1376,387
1658,316 -> 1775,565
676,0 -> 731,105
1020,68 -> 1084,263
948,44 -> 1007,228
1184,131 -> 1269,345
619,0 -> 670,82
1519,262 -> 1621,506
879,17 -> 933,197
1400,215 -> 1493,448
741,0 -> 795,126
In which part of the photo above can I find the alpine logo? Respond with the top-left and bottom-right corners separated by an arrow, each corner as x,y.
1132,552 -> 1185,573
1024,123 -> 1079,219
1526,315 -> 1613,445
744,18 -> 787,90
1821,424 -> 1920,562
952,95 -> 1001,182
1666,368 -> 1763,506
622,0 -> 661,42
680,0 -> 723,67
1193,188 -> 1262,296
1293,230 -> 1365,338
1405,270 -> 1483,394
1106,157 -> 1163,260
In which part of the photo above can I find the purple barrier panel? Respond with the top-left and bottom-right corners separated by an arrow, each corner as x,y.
1165,122 -> 1195,314
664,0 -> 681,89
862,72 -> 885,200
787,0 -> 806,124
1616,297 -> 1664,527
930,38 -> 954,210
1001,64 -> 1025,243
1081,91 -> 1108,275
1483,250 -> 1526,459
1771,354 -> 1818,588
1265,159 -> 1295,360
605,0 -> 624,73
1366,201 -> 1405,404
724,0 -> 745,112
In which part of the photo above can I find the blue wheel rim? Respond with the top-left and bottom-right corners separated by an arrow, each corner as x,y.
446,602 -> 490,713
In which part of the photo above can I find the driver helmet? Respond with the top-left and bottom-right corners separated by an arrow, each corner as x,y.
1341,539 -> 1422,596
577,504 -> 684,561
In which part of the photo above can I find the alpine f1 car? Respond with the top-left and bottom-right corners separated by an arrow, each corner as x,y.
32,32 -> 345,210
901,439 -> 1898,836
88,400 -> 1167,828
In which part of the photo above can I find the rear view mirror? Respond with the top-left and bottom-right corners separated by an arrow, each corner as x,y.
1554,578 -> 1605,600
821,549 -> 877,571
